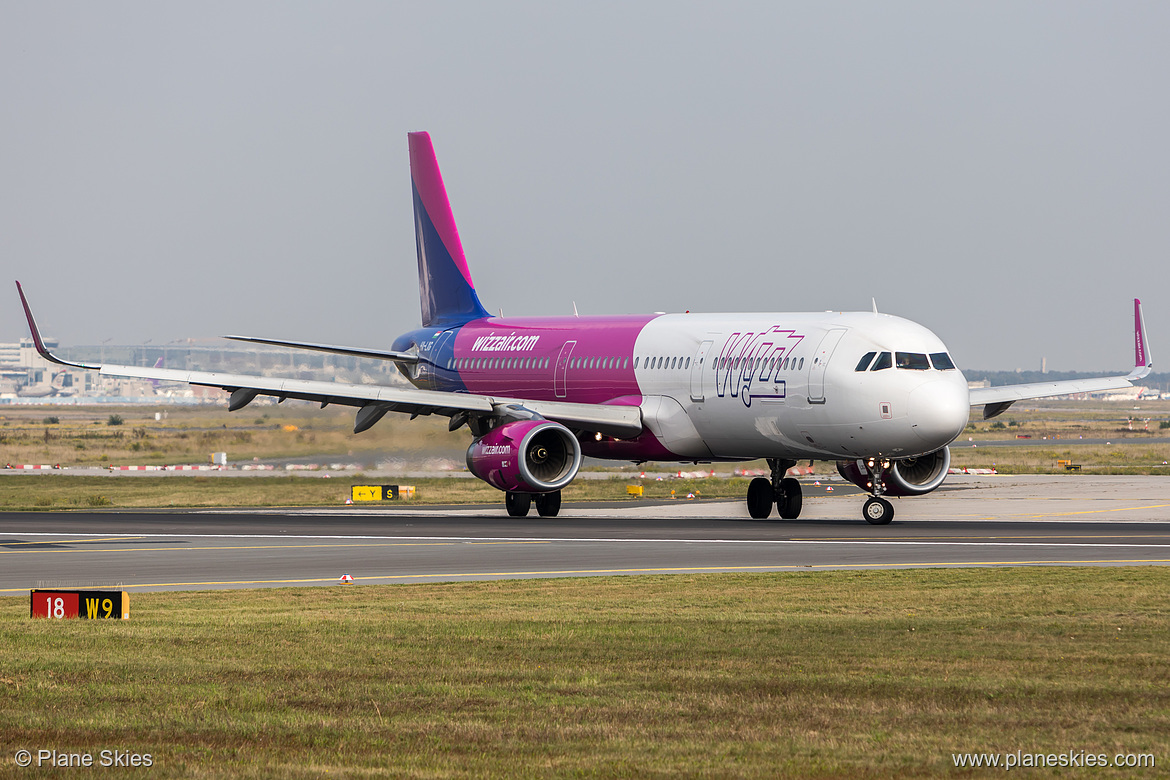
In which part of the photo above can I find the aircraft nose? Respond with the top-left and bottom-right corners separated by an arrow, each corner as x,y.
908,377 -> 969,447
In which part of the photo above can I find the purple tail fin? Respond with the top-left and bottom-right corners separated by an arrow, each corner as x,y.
1134,298 -> 1151,370
408,132 -> 489,328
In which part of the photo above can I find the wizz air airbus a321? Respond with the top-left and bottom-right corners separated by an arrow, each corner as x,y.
17,132 -> 1153,524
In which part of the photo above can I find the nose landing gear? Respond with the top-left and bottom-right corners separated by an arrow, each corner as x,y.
861,457 -> 894,525
863,496 -> 894,524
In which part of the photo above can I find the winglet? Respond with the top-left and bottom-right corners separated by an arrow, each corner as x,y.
1129,297 -> 1153,380
14,282 -> 100,370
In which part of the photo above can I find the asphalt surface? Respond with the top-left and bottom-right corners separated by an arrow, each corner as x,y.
2,476 -> 1169,593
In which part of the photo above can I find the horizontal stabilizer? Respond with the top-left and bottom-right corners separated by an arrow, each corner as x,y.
224,335 -> 420,364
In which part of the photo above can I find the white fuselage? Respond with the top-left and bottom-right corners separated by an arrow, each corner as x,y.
630,312 -> 971,461
430,309 -> 972,463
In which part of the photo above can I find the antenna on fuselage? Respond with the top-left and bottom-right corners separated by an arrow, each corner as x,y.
573,302 -> 579,318
872,298 -> 879,314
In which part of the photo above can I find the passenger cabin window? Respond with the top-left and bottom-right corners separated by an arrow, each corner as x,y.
895,352 -> 930,370
870,352 -> 893,371
930,352 -> 956,370
855,352 -> 877,372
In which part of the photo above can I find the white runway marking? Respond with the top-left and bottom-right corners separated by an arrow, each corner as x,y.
5,531 -> 1167,549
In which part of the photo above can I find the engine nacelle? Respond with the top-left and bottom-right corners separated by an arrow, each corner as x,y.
836,447 -> 951,497
466,420 -> 582,493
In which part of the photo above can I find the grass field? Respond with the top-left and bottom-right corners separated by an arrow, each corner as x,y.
2,400 -> 1169,476
1,568 -> 1166,777
949,443 -> 1170,474
0,474 -> 749,510
0,404 -> 462,468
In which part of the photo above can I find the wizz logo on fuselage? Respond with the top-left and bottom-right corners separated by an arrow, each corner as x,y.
714,327 -> 805,407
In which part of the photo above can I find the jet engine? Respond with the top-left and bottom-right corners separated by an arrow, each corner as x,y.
836,447 -> 951,497
466,420 -> 582,493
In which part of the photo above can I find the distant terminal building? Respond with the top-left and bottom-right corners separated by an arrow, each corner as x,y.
19,336 -> 59,370
0,333 -> 411,404
0,341 -> 19,366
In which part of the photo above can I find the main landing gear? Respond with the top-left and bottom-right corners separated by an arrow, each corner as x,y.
746,459 -> 803,520
861,457 -> 894,525
505,490 -> 562,518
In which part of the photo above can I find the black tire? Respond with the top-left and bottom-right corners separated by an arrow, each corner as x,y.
747,477 -> 773,519
863,497 -> 894,525
505,491 -> 532,517
776,477 -> 803,519
534,490 -> 561,518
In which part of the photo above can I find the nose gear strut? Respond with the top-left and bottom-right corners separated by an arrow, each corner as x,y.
862,457 -> 894,524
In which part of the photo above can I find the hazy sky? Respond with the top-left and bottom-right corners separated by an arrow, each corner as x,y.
3,2 -> 1166,371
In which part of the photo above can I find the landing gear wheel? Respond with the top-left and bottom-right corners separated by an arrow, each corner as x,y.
776,477 -> 803,519
747,477 -> 773,519
534,490 -> 561,518
863,497 -> 894,525
505,491 -> 532,517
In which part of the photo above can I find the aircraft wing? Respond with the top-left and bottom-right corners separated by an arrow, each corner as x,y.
16,283 -> 643,439
90,364 -> 641,437
968,298 -> 1153,419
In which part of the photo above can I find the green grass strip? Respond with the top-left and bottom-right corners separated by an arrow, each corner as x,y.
0,474 -> 746,510
2,567 -> 1168,777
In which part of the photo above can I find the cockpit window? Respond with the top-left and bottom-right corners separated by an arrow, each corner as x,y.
896,352 -> 930,370
930,352 -> 956,370
870,351 -> 893,371
855,352 -> 876,372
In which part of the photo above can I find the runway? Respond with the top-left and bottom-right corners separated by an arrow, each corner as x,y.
2,476 -> 1169,593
